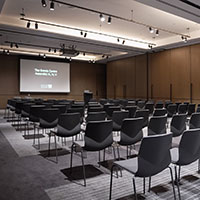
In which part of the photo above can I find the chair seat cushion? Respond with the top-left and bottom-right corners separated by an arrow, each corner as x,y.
114,157 -> 138,174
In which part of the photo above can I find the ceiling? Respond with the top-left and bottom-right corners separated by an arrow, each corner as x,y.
0,0 -> 200,63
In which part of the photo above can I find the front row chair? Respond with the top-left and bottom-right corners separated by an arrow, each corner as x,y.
109,133 -> 176,200
70,120 -> 113,186
50,113 -> 81,162
170,128 -> 200,200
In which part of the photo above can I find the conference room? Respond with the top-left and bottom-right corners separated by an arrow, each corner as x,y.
1,0 -> 200,199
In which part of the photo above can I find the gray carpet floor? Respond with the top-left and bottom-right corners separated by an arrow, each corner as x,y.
0,110 -> 200,200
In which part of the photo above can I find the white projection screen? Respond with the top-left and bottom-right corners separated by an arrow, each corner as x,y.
20,59 -> 70,93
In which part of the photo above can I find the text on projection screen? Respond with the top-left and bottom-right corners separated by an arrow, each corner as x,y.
20,59 -> 70,93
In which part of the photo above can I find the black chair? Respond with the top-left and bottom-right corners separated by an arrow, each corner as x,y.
153,108 -> 167,116
109,133 -> 176,200
52,104 -> 67,114
88,106 -> 104,113
144,103 -> 154,115
70,120 -> 113,186
167,104 -> 177,117
155,101 -> 164,108
170,114 -> 187,137
67,107 -> 85,123
86,111 -> 106,123
106,106 -> 121,119
112,110 -> 129,132
165,100 -> 172,109
137,100 -> 146,109
189,113 -> 200,129
37,108 -> 60,148
148,116 -> 167,136
187,103 -> 196,116
135,109 -> 149,128
124,106 -> 137,118
50,113 -> 81,162
178,104 -> 187,114
119,117 -> 144,158
171,129 -> 200,200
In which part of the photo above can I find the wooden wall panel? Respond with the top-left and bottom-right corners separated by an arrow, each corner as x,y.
149,51 -> 171,100
0,55 -> 106,108
190,44 -> 200,102
135,54 -> 147,99
170,46 -> 190,101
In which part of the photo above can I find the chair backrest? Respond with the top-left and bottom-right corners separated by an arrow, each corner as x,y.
178,104 -> 188,114
86,111 -> 106,123
29,105 -> 46,122
145,103 -> 154,114
167,104 -> 177,117
170,114 -> 187,137
177,129 -> 200,165
153,108 -> 167,117
187,103 -> 196,116
67,107 -> 84,118
112,110 -> 129,131
155,101 -> 164,109
52,104 -> 67,114
136,133 -> 172,177
165,100 -> 172,109
119,117 -> 143,146
124,106 -> 137,118
189,113 -> 200,129
88,106 -> 104,113
106,106 -> 121,118
137,100 -> 146,109
148,116 -> 167,136
84,120 -> 113,151
56,113 -> 81,137
39,108 -> 59,128
135,109 -> 149,127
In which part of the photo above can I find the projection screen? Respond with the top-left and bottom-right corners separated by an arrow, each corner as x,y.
20,59 -> 70,93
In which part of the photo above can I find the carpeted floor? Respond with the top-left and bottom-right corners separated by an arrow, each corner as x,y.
0,110 -> 200,200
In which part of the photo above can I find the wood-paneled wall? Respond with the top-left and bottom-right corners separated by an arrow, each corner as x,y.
107,54 -> 147,99
0,54 -> 106,108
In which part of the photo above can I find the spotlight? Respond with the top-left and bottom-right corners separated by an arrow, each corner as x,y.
102,54 -> 105,58
184,37 -> 188,43
69,57 -> 72,61
106,55 -> 109,59
10,43 -> 13,48
15,44 -> 19,48
122,40 -> 125,44
149,27 -> 154,33
88,60 -> 91,63
48,48 -> 51,52
27,21 -> 31,28
41,0 -> 47,7
99,13 -> 105,22
50,1 -> 54,11
83,52 -> 85,56
84,32 -> 87,38
54,49 -> 56,53
148,44 -> 153,49
80,31 -> 83,35
35,22 -> 38,29
108,16 -> 112,24
92,60 -> 95,63
7,50 -> 9,55
117,38 -> 120,42
3,49 -> 5,54
156,29 -> 159,36
181,36 -> 184,40
43,54 -> 46,58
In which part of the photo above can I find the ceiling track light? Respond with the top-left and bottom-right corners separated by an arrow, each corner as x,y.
41,0 -> 47,7
15,44 -> 19,48
122,40 -> 125,44
50,1 -> 55,11
48,48 -> 51,52
148,44 -> 153,49
117,38 -> 120,42
54,49 -> 56,53
10,43 -> 13,48
84,32 -> 87,38
83,52 -> 85,56
108,16 -> 112,24
26,21 -> 31,28
43,54 -> 46,58
99,13 -> 105,22
7,50 -> 10,55
35,22 -> 38,29
181,35 -> 188,43
156,29 -> 159,36
80,31 -> 83,35
149,27 -> 154,34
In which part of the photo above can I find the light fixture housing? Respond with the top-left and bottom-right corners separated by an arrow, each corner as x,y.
50,1 -> 54,11
156,29 -> 159,36
108,16 -> 112,24
27,21 -> 31,28
122,40 -> 125,44
84,32 -> 87,38
41,0 -> 47,7
99,13 -> 105,22
149,27 -> 154,33
15,44 -> 19,48
35,22 -> 38,29
10,43 -> 13,48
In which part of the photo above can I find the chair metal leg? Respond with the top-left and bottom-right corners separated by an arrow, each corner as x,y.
33,123 -> 36,145
198,159 -> 200,173
148,176 -> 151,192
117,145 -> 120,160
174,166 -> 181,200
80,149 -> 86,186
38,128 -> 40,149
54,134 -> 58,163
112,146 -> 116,160
143,177 -> 145,194
103,149 -> 106,161
132,177 -> 138,200
109,165 -> 115,200
126,146 -> 129,159
169,166 -> 177,200
70,143 -> 75,173
178,166 -> 181,181
48,132 -> 51,156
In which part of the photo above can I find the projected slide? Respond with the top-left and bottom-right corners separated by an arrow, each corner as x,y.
20,59 -> 70,93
